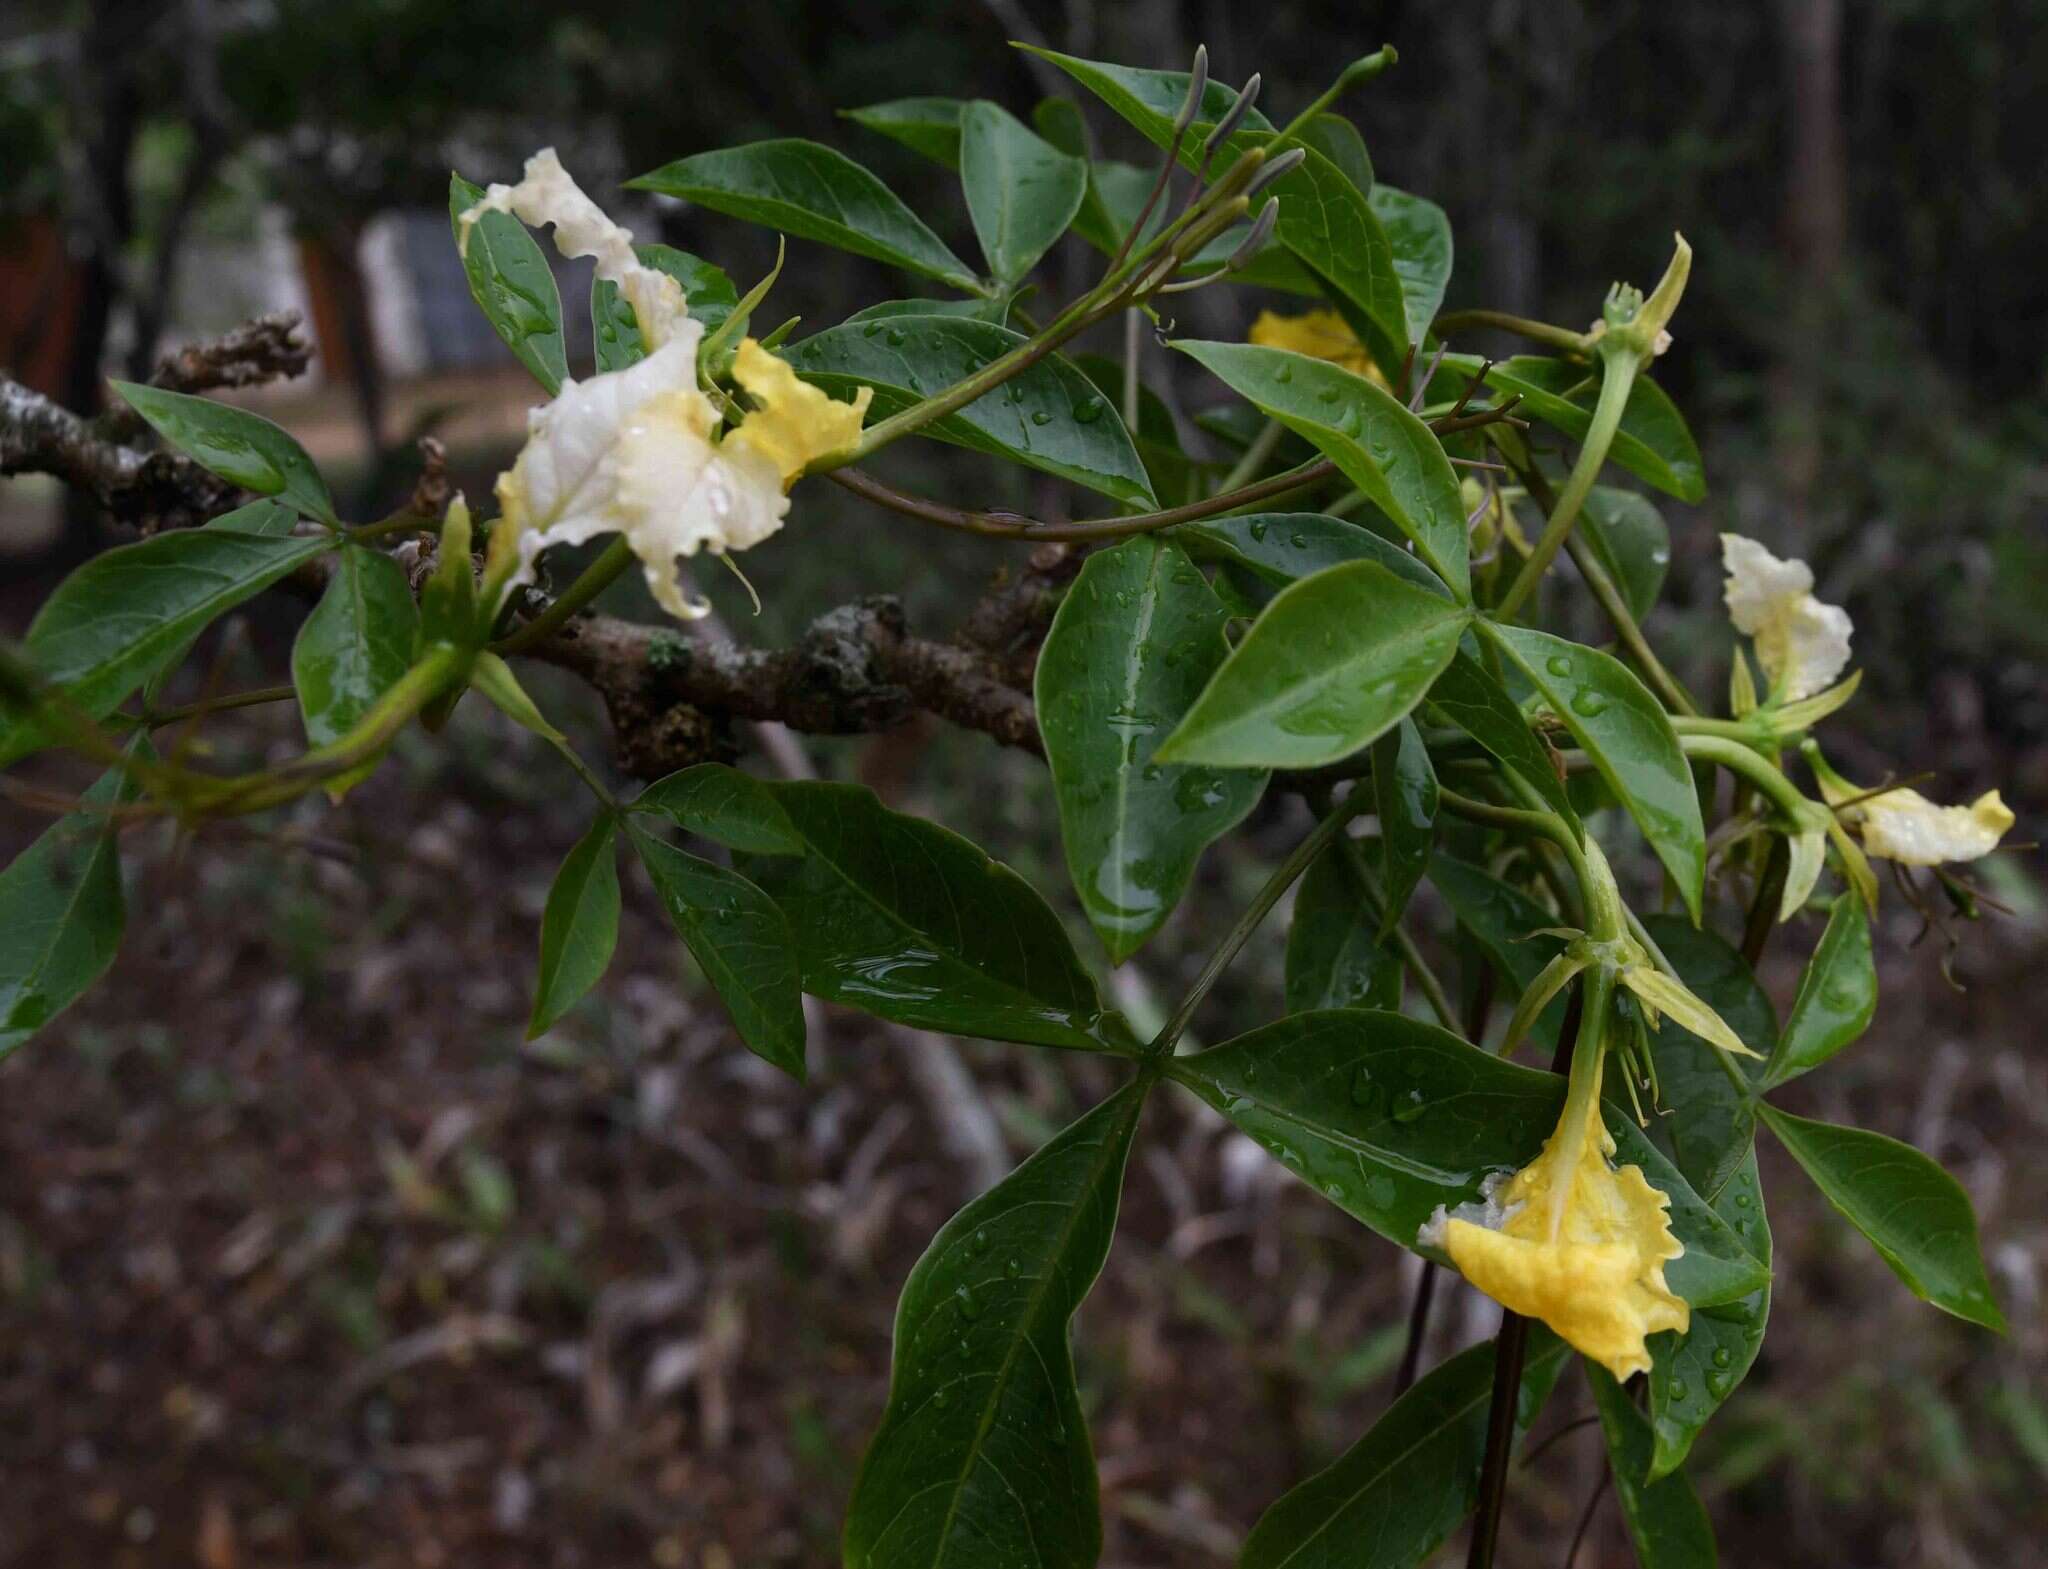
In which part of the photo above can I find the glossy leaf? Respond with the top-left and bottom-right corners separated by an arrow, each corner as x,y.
1368,184 -> 1454,345
1624,916 -> 1774,1202
1759,1102 -> 2005,1331
110,381 -> 336,524
527,814 -> 621,1037
449,172 -> 569,394
1647,1150 -> 1771,1481
738,782 -> 1111,1052
845,96 -> 966,169
592,245 -> 741,371
1480,623 -> 1706,920
958,100 -> 1086,284
1764,895 -> 1875,1087
1285,845 -> 1403,1014
1173,341 -> 1469,594
1371,718 -> 1438,933
630,763 -> 802,855
1020,47 -> 1275,150
1172,512 -> 1452,599
291,544 -> 419,749
1427,854 -> 1572,1054
630,140 -> 980,293
1264,152 -> 1410,377
1589,1364 -> 1718,1569
843,1081 -> 1144,1569
1240,1333 -> 1568,1569
1168,1010 -> 1768,1306
1424,649 -> 1581,836
2,519 -> 335,765
627,822 -> 807,1078
1036,538 -> 1264,961
1154,562 -> 1470,770
1580,487 -> 1672,622
0,760 -> 135,1059
1439,355 -> 1705,503
789,316 -> 1154,506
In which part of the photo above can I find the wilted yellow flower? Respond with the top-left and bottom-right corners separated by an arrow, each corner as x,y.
1421,1034 -> 1688,1381
1807,747 -> 2014,866
1721,534 -> 1854,703
1247,308 -> 1389,386
471,151 -> 871,620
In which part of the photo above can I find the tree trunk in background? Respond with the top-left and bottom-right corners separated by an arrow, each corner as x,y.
1772,0 -> 1847,537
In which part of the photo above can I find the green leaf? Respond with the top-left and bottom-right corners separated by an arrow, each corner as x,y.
845,296 -> 1011,325
844,96 -> 966,169
1439,355 -> 1705,503
2,518 -> 336,765
1153,561 -> 1470,770
528,814 -> 621,1037
1763,895 -> 1875,1087
844,1081 -> 1144,1569
737,782 -> 1112,1052
1240,1333 -> 1568,1569
1264,153 -> 1411,377
592,245 -> 741,372
630,763 -> 802,855
1646,1150 -> 1771,1481
1478,623 -> 1706,921
1589,1364 -> 1718,1569
629,140 -> 981,294
1424,649 -> 1581,837
1036,538 -> 1265,961
1426,854 -> 1572,1054
1368,185 -> 1453,345
450,172 -> 569,394
1624,915 -> 1774,1202
1173,512 -> 1453,599
291,544 -> 419,749
109,381 -> 336,524
1166,1010 -> 1767,1306
0,759 -> 136,1059
1069,352 -> 1199,505
1371,718 -> 1437,933
1172,342 -> 1469,594
627,822 -> 807,1078
1286,845 -> 1403,1014
789,316 -> 1154,506
1580,487 -> 1672,622
1759,1102 -> 2005,1331
1018,48 -> 1275,149
958,100 -> 1086,284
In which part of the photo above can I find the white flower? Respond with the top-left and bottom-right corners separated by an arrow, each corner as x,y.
1721,534 -> 1854,702
1807,749 -> 2015,867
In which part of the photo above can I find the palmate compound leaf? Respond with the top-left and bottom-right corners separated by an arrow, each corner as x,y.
788,315 -> 1155,507
843,1080 -> 1146,1569
1036,536 -> 1266,961
1167,1011 -> 1769,1311
735,781 -> 1119,1053
1240,1331 -> 1569,1569
1152,561 -> 1472,771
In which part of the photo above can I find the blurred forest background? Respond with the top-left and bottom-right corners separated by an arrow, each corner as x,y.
2,2 -> 2044,1566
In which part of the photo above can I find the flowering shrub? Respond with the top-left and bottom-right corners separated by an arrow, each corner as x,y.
0,42 -> 2013,1569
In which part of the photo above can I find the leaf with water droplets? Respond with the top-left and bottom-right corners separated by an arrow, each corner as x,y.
844,1081 -> 1145,1569
1423,649 -> 1582,838
450,172 -> 569,394
1580,487 -> 1673,621
591,246 -> 740,372
1589,1361 -> 1719,1568
1154,561 -> 1472,770
1368,184 -> 1454,346
1426,854 -> 1573,1055
1037,538 -> 1265,962
111,381 -> 337,524
1479,622 -> 1706,921
791,315 -> 1154,506
1763,895 -> 1875,1087
1371,717 -> 1437,933
1759,1102 -> 2005,1331
1173,511 -> 1453,598
1286,844 -> 1404,1015
958,99 -> 1087,285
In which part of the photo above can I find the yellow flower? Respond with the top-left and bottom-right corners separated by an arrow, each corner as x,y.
1247,308 -> 1389,386
1807,747 -> 2015,867
472,151 -> 871,621
1420,1027 -> 1687,1381
1721,534 -> 1854,703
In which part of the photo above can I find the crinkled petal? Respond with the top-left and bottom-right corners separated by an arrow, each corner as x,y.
724,339 -> 872,486
1247,308 -> 1385,384
1721,533 -> 1853,701
1810,752 -> 2015,866
461,147 -> 687,349
614,397 -> 787,618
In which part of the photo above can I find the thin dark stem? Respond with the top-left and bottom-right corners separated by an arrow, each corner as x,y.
1520,1413 -> 1599,1468
1741,833 -> 1792,965
1562,1472 -> 1612,1569
828,459 -> 1338,543
1393,1263 -> 1439,1396
494,536 -> 635,654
